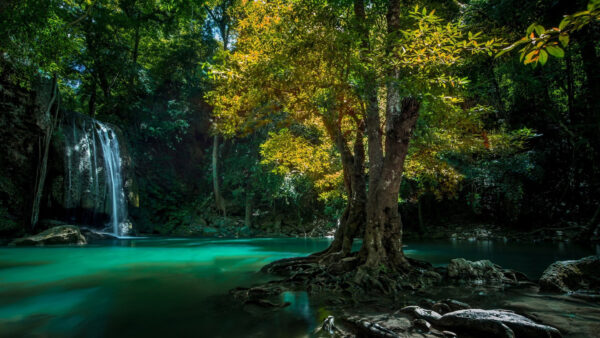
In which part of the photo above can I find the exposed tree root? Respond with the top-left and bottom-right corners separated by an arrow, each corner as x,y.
256,252 -> 443,304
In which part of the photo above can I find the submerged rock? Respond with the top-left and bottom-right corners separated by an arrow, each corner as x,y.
438,309 -> 562,338
539,256 -> 600,293
445,258 -> 528,286
9,225 -> 86,246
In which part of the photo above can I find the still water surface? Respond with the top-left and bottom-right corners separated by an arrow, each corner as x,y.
0,237 -> 596,337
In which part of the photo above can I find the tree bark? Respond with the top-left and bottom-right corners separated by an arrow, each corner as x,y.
359,0 -> 420,270
315,120 -> 366,259
31,76 -> 59,229
212,134 -> 226,215
361,96 -> 419,269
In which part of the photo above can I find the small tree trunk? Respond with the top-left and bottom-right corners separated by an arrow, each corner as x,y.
212,134 -> 226,216
565,48 -> 574,121
417,197 -> 425,234
31,77 -> 59,229
315,123 -> 366,259
244,190 -> 252,228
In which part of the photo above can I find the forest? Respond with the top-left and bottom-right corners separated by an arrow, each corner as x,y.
0,0 -> 599,337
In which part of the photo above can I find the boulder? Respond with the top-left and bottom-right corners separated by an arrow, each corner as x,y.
400,306 -> 442,323
539,256 -> 600,293
9,225 -> 86,246
80,228 -> 119,241
446,258 -> 517,285
438,309 -> 562,338
443,299 -> 470,312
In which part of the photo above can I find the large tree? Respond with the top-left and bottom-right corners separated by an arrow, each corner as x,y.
207,0 -> 496,284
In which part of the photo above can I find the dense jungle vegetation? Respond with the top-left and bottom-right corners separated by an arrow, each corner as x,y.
0,0 -> 598,241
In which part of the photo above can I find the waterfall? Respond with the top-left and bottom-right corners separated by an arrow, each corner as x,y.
96,121 -> 127,236
61,113 -> 130,237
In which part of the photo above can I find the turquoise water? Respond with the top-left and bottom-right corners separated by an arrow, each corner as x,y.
0,238 -> 596,337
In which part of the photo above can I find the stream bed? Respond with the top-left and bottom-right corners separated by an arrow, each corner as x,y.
0,237 -> 598,337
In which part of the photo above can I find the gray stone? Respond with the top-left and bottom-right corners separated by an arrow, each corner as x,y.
446,258 -> 507,285
438,309 -> 562,338
443,299 -> 470,311
80,228 -> 118,241
9,225 -> 86,246
539,256 -> 600,293
400,306 -> 442,323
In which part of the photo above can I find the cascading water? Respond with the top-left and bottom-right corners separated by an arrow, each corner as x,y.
96,121 -> 128,236
62,114 -> 130,236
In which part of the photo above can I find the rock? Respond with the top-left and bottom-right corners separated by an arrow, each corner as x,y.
400,306 -> 442,323
80,228 -> 119,241
438,309 -> 562,338
432,302 -> 451,314
412,319 -> 431,332
9,225 -> 86,246
539,256 -> 600,293
443,299 -> 470,311
446,258 -> 510,285
313,316 -> 343,336
340,316 -> 399,337
442,331 -> 457,338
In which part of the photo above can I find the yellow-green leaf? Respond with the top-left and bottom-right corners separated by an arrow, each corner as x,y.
546,45 -> 565,58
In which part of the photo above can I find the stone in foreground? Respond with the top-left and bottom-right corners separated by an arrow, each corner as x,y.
438,309 -> 561,338
539,255 -> 600,293
9,225 -> 87,246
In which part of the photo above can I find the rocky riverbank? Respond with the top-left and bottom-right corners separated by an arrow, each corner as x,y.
231,256 -> 600,337
404,223 -> 598,243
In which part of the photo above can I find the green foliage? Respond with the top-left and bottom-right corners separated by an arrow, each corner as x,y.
497,0 -> 600,65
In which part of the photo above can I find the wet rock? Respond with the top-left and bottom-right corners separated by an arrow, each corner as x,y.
539,256 -> 600,293
341,316 -> 400,337
313,316 -> 346,336
400,306 -> 441,323
446,258 -> 516,285
9,225 -> 86,246
81,228 -> 119,241
438,309 -> 562,338
442,330 -> 457,338
412,318 -> 431,332
443,299 -> 470,311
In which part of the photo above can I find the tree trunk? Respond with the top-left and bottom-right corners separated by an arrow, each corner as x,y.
88,79 -> 97,117
245,187 -> 252,228
361,96 -> 420,270
417,197 -> 425,234
565,48 -> 574,121
212,134 -> 226,215
315,121 -> 366,259
31,77 -> 59,229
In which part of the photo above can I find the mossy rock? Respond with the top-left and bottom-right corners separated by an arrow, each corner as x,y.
9,225 -> 86,246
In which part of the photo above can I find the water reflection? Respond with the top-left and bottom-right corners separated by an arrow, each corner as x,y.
0,237 -> 595,337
